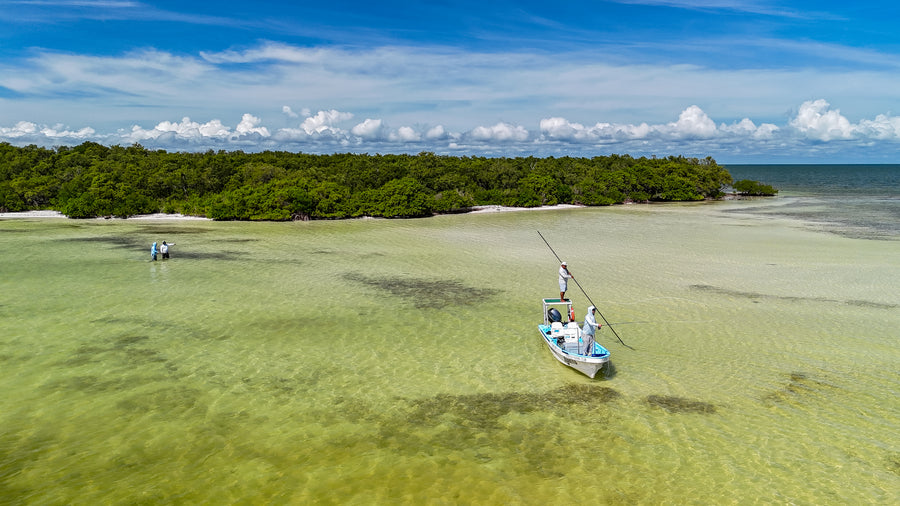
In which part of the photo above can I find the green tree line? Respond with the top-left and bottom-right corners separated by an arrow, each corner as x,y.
0,142 -> 744,220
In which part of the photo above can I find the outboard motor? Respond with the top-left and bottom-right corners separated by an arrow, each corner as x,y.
547,307 -> 562,323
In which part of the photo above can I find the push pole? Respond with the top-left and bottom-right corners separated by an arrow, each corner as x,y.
537,230 -> 633,350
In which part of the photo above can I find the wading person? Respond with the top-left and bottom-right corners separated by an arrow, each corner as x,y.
160,241 -> 175,259
582,305 -> 601,355
151,241 -> 158,261
558,261 -> 574,301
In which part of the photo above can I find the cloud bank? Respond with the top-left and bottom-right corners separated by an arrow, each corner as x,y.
3,100 -> 899,162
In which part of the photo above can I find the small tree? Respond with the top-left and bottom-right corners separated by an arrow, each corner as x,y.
733,179 -> 778,196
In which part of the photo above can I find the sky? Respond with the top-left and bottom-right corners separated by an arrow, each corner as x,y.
1,1 -> 900,163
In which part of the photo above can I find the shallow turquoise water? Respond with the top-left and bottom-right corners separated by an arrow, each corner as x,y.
1,203 -> 898,504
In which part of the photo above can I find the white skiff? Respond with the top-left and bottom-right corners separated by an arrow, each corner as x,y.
537,298 -> 610,378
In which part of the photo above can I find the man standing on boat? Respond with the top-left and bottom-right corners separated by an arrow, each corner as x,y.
582,306 -> 601,355
558,261 -> 574,301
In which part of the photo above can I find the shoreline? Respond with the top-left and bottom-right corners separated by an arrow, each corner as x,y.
0,210 -> 211,220
0,205 -> 591,221
467,203 -> 587,214
1,198 -> 755,221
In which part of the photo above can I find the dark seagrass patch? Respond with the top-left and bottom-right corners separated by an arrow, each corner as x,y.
343,272 -> 499,309
646,394 -> 717,414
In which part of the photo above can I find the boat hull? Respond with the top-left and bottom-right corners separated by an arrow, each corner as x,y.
538,326 -> 610,379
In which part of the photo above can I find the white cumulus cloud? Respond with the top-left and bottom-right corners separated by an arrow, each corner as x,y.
425,125 -> 447,140
540,117 -> 585,141
0,121 -> 95,140
540,105 -> 778,144
788,99 -> 900,142
301,109 -> 353,135
127,117 -> 231,142
351,118 -> 385,139
0,121 -> 39,137
857,114 -> 900,140
235,113 -> 270,137
40,124 -> 96,139
469,122 -> 529,142
390,126 -> 420,142
718,118 -> 779,139
667,105 -> 718,139
790,99 -> 853,141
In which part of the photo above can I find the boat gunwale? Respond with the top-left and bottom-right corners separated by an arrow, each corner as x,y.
539,326 -> 611,363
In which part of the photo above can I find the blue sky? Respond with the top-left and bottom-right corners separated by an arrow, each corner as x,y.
1,1 -> 899,162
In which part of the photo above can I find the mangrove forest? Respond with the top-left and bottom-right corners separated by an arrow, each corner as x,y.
0,142 -> 770,220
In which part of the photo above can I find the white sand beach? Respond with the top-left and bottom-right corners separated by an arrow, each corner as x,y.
117,213 -> 210,220
468,203 -> 585,213
0,210 -> 209,220
0,210 -> 68,219
1,206 -> 584,220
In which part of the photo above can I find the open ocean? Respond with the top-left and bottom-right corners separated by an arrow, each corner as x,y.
1,164 -> 898,504
728,164 -> 900,240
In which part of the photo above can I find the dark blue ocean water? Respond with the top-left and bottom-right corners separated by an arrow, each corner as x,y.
728,164 -> 900,197
724,164 -> 900,240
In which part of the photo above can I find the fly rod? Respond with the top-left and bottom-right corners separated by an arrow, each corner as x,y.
537,230 -> 633,350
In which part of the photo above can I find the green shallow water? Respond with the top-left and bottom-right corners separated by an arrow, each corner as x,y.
1,204 -> 898,504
